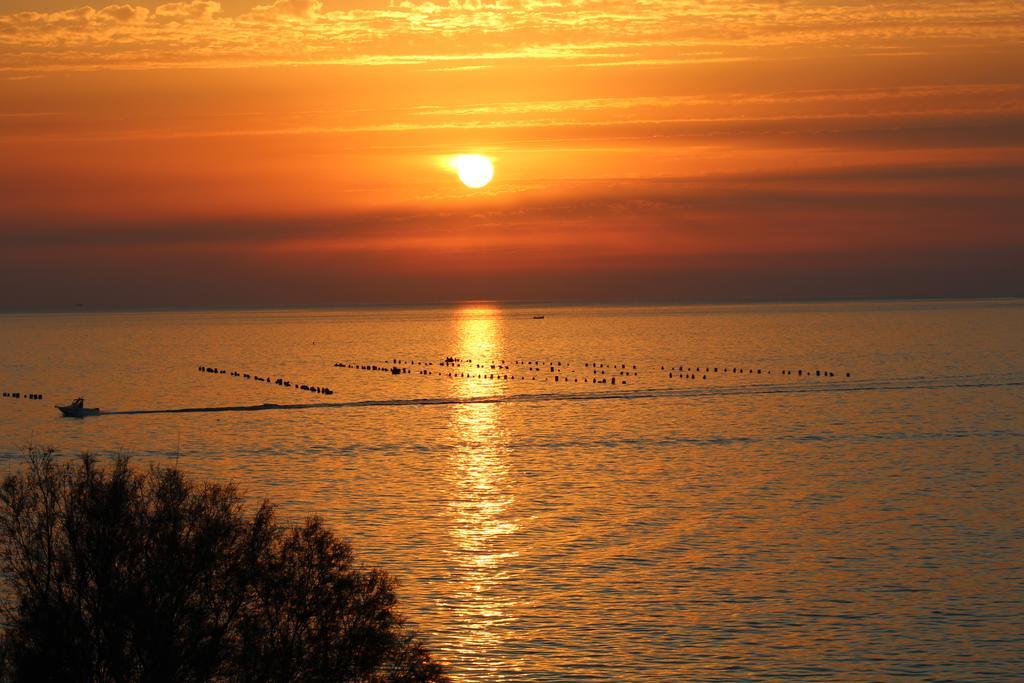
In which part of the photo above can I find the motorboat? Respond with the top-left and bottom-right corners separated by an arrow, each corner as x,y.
56,397 -> 101,418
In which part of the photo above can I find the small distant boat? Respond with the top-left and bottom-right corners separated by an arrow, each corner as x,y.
533,315 -> 545,319
56,397 -> 101,418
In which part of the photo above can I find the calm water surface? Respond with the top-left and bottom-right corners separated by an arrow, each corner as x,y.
1,300 -> 1022,681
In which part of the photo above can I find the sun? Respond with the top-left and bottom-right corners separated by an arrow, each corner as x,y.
451,154 -> 494,188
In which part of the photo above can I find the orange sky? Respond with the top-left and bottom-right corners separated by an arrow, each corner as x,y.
1,0 -> 1022,307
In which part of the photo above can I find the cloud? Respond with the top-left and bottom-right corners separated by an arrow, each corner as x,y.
97,4 -> 149,23
4,161 -> 1021,250
0,1 -> 1020,72
246,0 -> 322,21
155,1 -> 222,21
1,140 -> 1021,306
6,82 -> 1020,151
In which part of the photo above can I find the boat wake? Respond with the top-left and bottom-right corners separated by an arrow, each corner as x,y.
98,372 -> 1024,417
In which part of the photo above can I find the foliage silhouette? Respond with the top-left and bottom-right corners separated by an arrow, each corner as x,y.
0,448 -> 448,683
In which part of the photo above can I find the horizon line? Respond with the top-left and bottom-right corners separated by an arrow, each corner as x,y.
2,294 -> 1022,316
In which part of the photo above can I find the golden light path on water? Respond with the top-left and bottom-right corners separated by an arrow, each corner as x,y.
444,307 -> 521,676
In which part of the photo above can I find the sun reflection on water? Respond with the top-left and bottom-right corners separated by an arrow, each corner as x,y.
443,306 -> 520,677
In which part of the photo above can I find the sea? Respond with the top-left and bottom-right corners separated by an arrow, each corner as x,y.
1,299 -> 1022,681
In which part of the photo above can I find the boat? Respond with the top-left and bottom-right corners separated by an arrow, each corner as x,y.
533,315 -> 545,319
56,397 -> 101,418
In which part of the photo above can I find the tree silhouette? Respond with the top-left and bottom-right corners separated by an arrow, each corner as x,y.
0,449 -> 448,683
